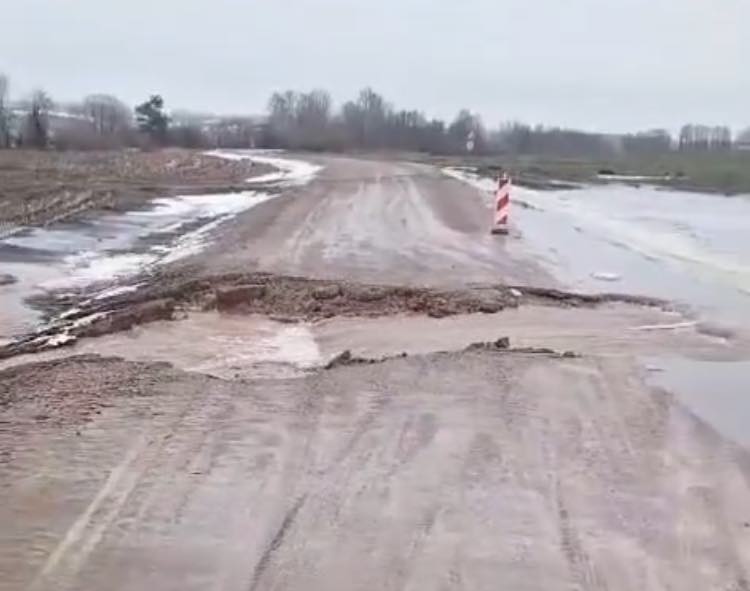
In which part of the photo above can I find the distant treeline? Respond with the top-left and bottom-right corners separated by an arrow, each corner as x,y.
264,87 -> 744,157
0,72 -> 747,158
0,73 -> 260,150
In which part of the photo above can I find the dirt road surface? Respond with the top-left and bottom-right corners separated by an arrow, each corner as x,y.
2,152 -> 750,591
201,155 -> 548,285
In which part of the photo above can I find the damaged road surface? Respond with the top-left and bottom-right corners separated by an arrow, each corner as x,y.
2,152 -> 750,591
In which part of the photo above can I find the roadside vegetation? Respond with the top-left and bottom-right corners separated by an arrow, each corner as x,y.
0,71 -> 748,194
439,151 -> 750,195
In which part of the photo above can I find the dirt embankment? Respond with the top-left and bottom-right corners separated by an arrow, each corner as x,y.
0,149 -> 271,229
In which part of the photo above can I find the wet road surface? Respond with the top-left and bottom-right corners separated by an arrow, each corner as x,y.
204,155 -> 548,286
4,350 -> 750,591
2,153 -> 750,591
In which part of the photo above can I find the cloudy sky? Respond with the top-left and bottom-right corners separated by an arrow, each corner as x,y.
1,0 -> 746,132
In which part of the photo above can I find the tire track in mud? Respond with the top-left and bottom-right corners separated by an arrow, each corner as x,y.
553,476 -> 609,590
27,373 -> 224,591
248,495 -> 308,591
29,432 -> 153,590
29,431 -> 157,591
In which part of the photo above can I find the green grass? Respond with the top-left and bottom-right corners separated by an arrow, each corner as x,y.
435,152 -> 750,195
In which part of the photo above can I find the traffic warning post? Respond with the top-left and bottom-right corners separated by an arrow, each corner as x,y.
491,173 -> 511,235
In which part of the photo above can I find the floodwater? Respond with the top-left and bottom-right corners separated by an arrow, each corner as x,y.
447,168 -> 750,446
447,168 -> 750,328
646,357 -> 750,446
3,312 -> 323,380
513,184 -> 750,327
0,191 -> 275,339
511,183 -> 750,446
0,305 -> 730,378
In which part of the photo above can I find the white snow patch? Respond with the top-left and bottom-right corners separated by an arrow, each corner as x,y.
40,190 -> 278,289
598,173 -> 671,182
442,166 -> 543,211
207,150 -> 323,187
159,218 -> 225,264
69,312 -> 108,329
93,284 -> 143,300
46,253 -> 152,288
46,333 -> 77,347
630,321 -> 698,332
59,307 -> 82,319
591,272 -> 622,282
443,167 -> 497,194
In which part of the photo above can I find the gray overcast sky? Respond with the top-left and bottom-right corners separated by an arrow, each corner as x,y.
1,0 -> 747,133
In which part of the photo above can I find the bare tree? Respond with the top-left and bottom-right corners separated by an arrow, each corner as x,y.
295,89 -> 332,149
267,91 -> 298,147
623,129 -> 672,155
83,94 -> 131,136
710,126 -> 732,151
22,89 -> 53,148
490,122 -> 615,158
680,123 -> 732,152
0,74 -> 11,148
267,89 -> 333,149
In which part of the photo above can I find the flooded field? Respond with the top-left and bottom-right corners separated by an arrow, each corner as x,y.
447,168 -> 750,327
0,152 -> 322,340
447,168 -> 750,446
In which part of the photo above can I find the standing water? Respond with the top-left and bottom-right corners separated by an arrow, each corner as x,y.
511,184 -> 750,328
0,152 -> 322,343
446,168 -> 750,446
446,169 -> 750,328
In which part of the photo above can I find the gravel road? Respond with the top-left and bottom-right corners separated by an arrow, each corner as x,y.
1,152 -> 749,591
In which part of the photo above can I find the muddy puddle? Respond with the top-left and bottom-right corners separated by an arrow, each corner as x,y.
0,313 -> 321,379
2,304 -> 741,380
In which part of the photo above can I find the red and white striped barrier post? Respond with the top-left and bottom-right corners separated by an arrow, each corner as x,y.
491,173 -> 511,235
